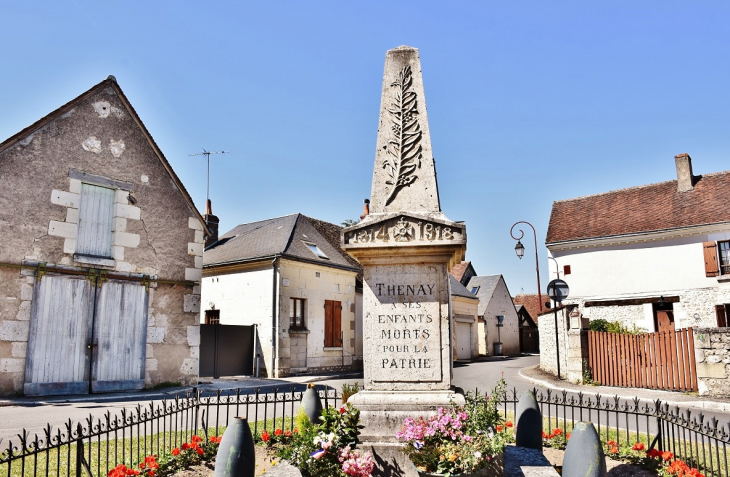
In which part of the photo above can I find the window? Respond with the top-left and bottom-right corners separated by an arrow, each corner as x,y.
720,241 -> 730,275
205,309 -> 220,324
76,183 -> 115,260
290,298 -> 306,329
324,300 -> 342,347
304,242 -> 329,260
563,265 -> 571,275
471,286 -> 480,295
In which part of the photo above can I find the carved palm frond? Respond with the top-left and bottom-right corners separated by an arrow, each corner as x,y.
383,66 -> 422,206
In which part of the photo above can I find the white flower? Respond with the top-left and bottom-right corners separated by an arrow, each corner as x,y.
474,451 -> 482,459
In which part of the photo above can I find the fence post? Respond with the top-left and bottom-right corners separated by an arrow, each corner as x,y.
75,423 -> 93,477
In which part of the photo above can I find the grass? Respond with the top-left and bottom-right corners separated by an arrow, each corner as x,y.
0,416 -> 294,477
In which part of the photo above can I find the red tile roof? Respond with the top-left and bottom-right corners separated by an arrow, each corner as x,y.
513,294 -> 552,322
547,169 -> 730,244
450,261 -> 471,282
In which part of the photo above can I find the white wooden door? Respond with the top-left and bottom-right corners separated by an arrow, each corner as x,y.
455,322 -> 472,360
24,275 -> 94,395
91,280 -> 148,392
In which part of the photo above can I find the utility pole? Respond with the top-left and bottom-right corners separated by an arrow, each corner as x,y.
188,149 -> 229,203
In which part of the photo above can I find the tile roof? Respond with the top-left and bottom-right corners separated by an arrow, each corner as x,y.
547,169 -> 730,244
303,215 -> 363,282
203,213 -> 360,272
465,275 -> 503,316
0,76 -> 209,235
450,261 -> 471,282
513,294 -> 551,322
449,275 -> 479,300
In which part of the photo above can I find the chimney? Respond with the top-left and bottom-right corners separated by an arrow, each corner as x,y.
360,199 -> 370,221
675,153 -> 695,192
204,199 -> 219,248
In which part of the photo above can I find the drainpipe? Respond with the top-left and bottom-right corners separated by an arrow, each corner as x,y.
271,256 -> 280,378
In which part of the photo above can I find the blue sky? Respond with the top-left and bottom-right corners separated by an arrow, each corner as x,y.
2,2 -> 729,295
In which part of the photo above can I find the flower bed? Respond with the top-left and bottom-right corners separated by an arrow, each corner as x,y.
396,379 -> 510,476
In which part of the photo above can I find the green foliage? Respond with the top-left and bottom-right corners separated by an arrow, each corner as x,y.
341,382 -> 360,403
341,219 -> 359,227
589,319 -> 645,335
293,407 -> 312,433
147,381 -> 182,390
582,358 -> 599,385
461,377 -> 506,436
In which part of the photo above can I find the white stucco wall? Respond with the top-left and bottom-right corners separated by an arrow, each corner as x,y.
548,229 -> 730,329
483,278 -> 520,356
452,295 -> 479,359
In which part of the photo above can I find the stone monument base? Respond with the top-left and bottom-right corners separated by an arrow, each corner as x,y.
350,390 -> 466,477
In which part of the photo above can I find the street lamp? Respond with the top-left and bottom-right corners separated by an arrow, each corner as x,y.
510,221 -> 543,313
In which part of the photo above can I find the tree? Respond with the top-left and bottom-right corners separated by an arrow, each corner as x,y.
341,219 -> 358,227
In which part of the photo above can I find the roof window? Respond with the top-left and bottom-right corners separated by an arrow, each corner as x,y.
471,286 -> 480,295
304,242 -> 329,260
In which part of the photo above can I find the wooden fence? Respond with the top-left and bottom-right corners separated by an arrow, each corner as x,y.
587,328 -> 698,391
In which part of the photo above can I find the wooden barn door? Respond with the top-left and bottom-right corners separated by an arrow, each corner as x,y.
91,280 -> 148,393
24,275 -> 95,396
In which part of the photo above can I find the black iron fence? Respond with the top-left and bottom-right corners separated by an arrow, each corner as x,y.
2,385 -> 729,477
500,387 -> 730,477
0,386 -> 339,477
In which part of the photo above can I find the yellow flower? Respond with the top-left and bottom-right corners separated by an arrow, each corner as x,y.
449,454 -> 457,462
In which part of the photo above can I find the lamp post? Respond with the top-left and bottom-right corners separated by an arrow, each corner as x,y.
510,221 -> 543,313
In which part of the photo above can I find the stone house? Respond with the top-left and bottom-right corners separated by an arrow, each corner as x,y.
201,213 -> 361,378
449,275 -> 479,360
464,275 -> 521,356
0,76 -> 207,396
546,154 -> 730,332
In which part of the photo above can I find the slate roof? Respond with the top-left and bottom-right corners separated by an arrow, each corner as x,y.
0,75 -> 209,235
464,275 -> 503,316
203,213 -> 360,272
449,275 -> 479,300
547,169 -> 730,244
303,215 -> 363,282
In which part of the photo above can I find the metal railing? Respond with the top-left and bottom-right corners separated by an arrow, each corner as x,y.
500,387 -> 730,477
2,384 -> 729,477
0,386 -> 339,477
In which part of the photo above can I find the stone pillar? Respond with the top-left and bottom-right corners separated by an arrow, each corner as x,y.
342,46 -> 467,475
566,309 -> 588,383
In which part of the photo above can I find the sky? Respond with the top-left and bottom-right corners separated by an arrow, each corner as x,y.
1,2 -> 729,295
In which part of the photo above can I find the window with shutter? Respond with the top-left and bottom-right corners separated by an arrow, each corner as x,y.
703,241 -> 720,277
76,183 -> 115,261
716,305 -> 728,328
324,300 -> 342,347
719,241 -> 730,276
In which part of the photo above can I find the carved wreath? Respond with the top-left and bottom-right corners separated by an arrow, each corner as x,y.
382,66 -> 423,206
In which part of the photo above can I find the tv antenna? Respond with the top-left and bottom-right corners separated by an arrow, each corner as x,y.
188,149 -> 229,203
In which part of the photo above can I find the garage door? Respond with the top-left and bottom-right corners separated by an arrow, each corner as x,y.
455,322 -> 472,360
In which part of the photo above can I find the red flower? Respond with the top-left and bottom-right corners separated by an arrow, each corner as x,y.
148,472 -> 154,477
191,435 -> 203,443
566,433 -> 571,440
339,407 -> 346,414
606,440 -> 617,446
662,451 -> 674,461
646,449 -> 662,459
210,436 -> 217,442
262,430 -> 270,442
294,428 -> 299,433
504,421 -> 513,428
181,443 -> 190,450
632,442 -> 645,451
274,428 -> 283,436
138,463 -> 145,469
496,425 -> 504,432
552,428 -> 562,437
542,431 -> 549,439
172,448 -> 180,456
196,447 -> 204,456
285,431 -> 292,437
609,446 -> 619,454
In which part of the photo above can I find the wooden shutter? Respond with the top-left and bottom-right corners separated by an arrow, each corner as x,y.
91,280 -> 148,392
77,183 -> 115,258
334,301 -> 342,347
703,241 -> 719,277
717,305 -> 728,328
324,300 -> 333,347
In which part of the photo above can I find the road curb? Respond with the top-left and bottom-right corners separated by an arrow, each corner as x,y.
518,367 -> 730,414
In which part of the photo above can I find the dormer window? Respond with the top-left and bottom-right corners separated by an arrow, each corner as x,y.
471,286 -> 480,295
304,242 -> 329,260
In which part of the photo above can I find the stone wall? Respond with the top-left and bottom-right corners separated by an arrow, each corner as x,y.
539,308 -> 569,376
0,80 -> 203,395
693,328 -> 730,396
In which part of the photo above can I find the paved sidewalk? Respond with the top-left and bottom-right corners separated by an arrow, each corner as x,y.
519,364 -> 730,413
0,371 -> 361,407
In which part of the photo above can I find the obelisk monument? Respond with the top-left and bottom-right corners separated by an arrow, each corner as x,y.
342,46 -> 467,473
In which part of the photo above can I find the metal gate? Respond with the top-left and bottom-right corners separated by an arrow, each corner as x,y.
520,327 -> 539,353
24,274 -> 148,395
199,324 -> 254,378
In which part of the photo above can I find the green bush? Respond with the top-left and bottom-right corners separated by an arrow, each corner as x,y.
589,319 -> 645,335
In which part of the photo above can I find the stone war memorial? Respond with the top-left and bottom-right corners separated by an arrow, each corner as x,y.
342,45 -> 467,474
